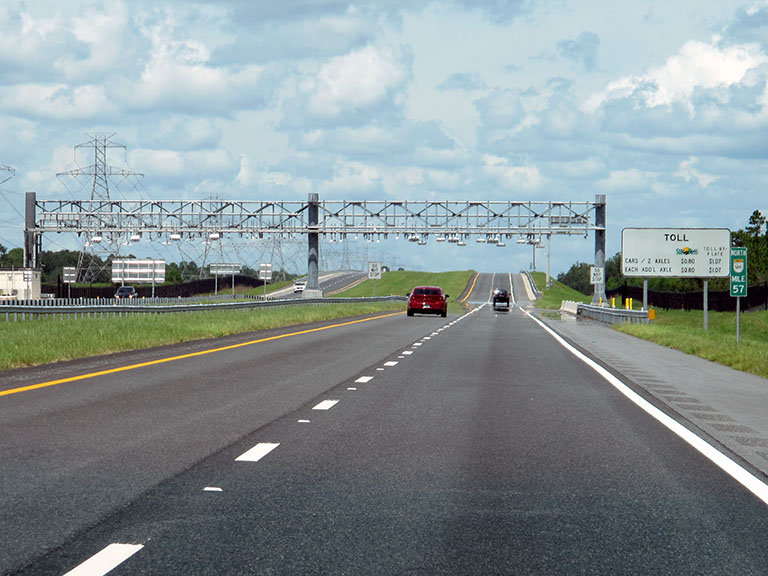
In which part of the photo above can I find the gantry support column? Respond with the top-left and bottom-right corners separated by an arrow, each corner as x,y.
24,192 -> 40,269
591,194 -> 607,304
305,192 -> 321,297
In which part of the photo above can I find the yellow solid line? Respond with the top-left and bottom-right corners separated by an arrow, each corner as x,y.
0,312 -> 404,398
460,273 -> 480,303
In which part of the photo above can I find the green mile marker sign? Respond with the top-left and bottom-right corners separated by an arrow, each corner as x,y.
730,247 -> 747,297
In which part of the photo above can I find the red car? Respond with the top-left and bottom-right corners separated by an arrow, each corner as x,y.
407,286 -> 449,317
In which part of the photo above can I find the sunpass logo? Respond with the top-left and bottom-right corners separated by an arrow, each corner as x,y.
676,247 -> 698,255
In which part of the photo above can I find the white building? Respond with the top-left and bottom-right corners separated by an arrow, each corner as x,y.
0,269 -> 42,300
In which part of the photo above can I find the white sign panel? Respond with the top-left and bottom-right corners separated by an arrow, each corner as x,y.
590,266 -> 604,284
622,228 -> 730,278
259,262 -> 272,281
63,267 -> 77,283
368,261 -> 382,280
112,259 -> 166,283
210,263 -> 241,275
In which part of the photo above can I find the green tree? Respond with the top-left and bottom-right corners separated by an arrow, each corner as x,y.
0,247 -> 24,268
557,262 -> 591,295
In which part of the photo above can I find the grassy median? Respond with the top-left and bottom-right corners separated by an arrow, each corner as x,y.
0,270 -> 474,371
0,302 -> 403,371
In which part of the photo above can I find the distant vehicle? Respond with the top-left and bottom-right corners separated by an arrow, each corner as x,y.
492,288 -> 510,310
293,281 -> 306,293
114,286 -> 137,299
407,286 -> 449,317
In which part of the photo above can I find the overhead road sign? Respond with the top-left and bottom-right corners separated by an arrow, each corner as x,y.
621,228 -> 730,278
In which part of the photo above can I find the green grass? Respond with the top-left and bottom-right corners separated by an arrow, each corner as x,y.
337,270 -> 475,312
0,270 -> 477,371
0,301 -> 403,371
615,309 -> 768,378
530,271 -> 591,309
528,271 -> 768,378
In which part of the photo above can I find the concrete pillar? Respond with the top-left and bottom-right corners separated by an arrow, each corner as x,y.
306,193 -> 320,295
591,194 -> 607,304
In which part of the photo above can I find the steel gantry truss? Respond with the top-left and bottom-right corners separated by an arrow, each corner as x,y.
24,192 -> 607,300
27,195 -> 601,237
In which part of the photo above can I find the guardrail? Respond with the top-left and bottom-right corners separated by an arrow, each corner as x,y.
560,300 -> 651,325
0,296 -> 407,323
521,270 -> 542,296
0,294 -> 261,307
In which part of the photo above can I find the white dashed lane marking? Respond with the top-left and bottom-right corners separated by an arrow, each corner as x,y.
313,399 -> 340,410
62,543 -> 144,576
383,361 -> 399,367
236,442 -> 280,462
356,376 -> 374,383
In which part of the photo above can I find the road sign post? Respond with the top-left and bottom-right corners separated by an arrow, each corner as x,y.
260,263 -> 272,298
730,247 -> 747,344
63,266 -> 76,299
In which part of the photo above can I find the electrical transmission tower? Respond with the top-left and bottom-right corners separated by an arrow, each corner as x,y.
57,133 -> 143,283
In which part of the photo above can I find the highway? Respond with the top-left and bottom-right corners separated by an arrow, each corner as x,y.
2,273 -> 768,574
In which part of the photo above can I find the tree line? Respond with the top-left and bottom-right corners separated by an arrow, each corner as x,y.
558,210 -> 768,295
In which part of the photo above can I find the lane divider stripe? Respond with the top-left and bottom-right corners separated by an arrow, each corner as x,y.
460,273 -> 480,303
62,543 -> 144,576
313,400 -> 339,411
0,312 -> 404,398
236,442 -> 280,462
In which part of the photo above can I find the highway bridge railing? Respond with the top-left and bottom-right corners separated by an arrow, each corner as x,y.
560,301 -> 651,325
0,296 -> 407,323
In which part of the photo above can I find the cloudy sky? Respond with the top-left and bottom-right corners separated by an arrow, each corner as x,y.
1,0 -> 767,276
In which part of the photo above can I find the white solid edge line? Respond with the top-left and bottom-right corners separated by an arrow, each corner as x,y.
62,543 -> 144,576
236,442 -> 280,462
524,310 -> 768,507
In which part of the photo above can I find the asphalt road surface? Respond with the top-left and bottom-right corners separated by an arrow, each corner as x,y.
3,273 -> 768,574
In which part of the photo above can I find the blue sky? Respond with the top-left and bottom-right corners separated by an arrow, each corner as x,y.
1,0 -> 766,275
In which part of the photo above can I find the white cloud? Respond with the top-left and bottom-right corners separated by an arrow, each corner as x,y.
0,83 -> 117,120
482,155 -> 542,189
129,148 -> 235,182
677,157 -> 718,188
585,37 -> 768,113
56,1 -> 135,81
318,160 -> 383,195
298,44 -> 407,120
